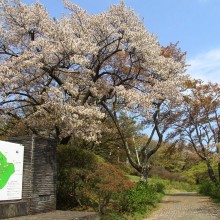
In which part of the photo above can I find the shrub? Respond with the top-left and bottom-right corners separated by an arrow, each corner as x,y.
57,144 -> 164,217
151,182 -> 165,194
199,182 -> 211,195
57,144 -> 134,214
57,145 -> 98,209
199,182 -> 220,201
87,162 -> 134,214
118,182 -> 162,215
211,184 -> 220,200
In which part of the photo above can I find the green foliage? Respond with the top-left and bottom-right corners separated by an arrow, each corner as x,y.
57,144 -> 134,214
57,144 -> 98,170
57,145 -> 98,209
152,144 -> 189,173
151,182 -> 166,194
57,144 -> 166,217
87,162 -> 134,214
118,182 -> 163,215
149,143 -> 200,183
183,161 -> 218,184
199,182 -> 220,202
148,176 -> 198,193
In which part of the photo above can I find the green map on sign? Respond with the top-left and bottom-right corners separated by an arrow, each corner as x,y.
0,151 -> 15,189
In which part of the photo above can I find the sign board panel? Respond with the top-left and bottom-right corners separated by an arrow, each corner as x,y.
0,141 -> 24,201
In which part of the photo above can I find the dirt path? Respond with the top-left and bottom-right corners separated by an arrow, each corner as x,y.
145,192 -> 220,220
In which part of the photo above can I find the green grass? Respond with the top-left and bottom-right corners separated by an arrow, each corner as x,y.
126,175 -> 141,183
148,176 -> 198,193
127,175 -> 198,192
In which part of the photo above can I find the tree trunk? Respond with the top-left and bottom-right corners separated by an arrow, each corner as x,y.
60,135 -> 71,145
140,164 -> 150,182
218,162 -> 220,183
216,143 -> 220,183
206,160 -> 217,183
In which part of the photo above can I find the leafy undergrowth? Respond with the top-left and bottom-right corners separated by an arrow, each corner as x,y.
107,175 -> 198,220
199,182 -> 220,203
101,180 -> 165,220
57,145 -> 164,219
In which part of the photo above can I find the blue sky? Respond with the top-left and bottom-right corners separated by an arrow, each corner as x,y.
23,0 -> 220,83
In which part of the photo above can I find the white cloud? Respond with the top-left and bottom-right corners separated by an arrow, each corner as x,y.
187,48 -> 220,84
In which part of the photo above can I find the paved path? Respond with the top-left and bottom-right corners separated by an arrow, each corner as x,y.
3,211 -> 100,220
146,192 -> 220,220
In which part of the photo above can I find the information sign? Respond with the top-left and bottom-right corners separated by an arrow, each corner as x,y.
0,141 -> 24,200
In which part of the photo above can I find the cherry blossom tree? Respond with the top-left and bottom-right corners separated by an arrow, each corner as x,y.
0,0 -> 186,170
100,42 -> 187,180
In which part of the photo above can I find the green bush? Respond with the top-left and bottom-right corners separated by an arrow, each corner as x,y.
57,145 -> 98,209
86,162 -> 134,214
199,182 -> 220,201
57,145 -> 165,217
199,182 -> 211,195
57,144 -> 134,214
151,182 -> 165,194
118,182 -> 162,215
211,184 -> 220,200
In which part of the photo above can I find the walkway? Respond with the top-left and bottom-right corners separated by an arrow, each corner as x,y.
146,192 -> 220,220
3,210 -> 100,220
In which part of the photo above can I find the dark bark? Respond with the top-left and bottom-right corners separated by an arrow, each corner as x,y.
206,160 -> 217,183
216,144 -> 220,183
101,100 -> 165,182
60,135 -> 71,145
101,101 -> 142,173
140,103 -> 163,181
218,162 -> 220,182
